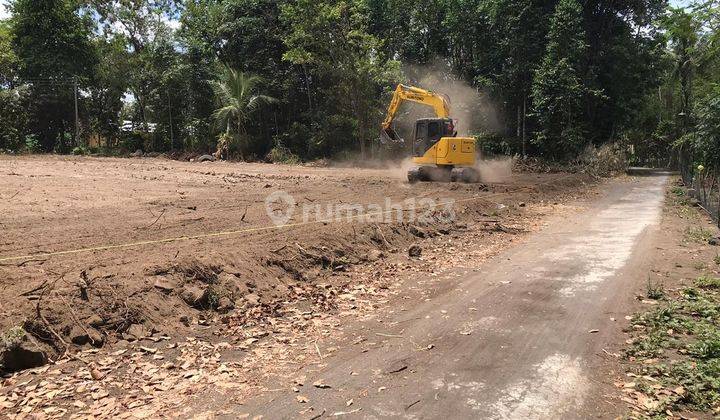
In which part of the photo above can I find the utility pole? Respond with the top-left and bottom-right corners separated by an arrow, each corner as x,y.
74,78 -> 80,146
522,95 -> 527,159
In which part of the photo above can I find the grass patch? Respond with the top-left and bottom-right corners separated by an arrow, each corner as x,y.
685,226 -> 715,243
694,261 -> 708,270
714,254 -> 720,265
670,186 -> 685,197
646,278 -> 665,300
696,275 -> 720,289
624,281 -> 720,415
1,326 -> 26,350
669,185 -> 693,211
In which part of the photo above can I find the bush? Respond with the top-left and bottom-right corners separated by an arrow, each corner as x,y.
267,141 -> 301,164
53,132 -> 73,154
578,143 -> 627,177
0,89 -> 29,151
72,146 -> 88,155
183,119 -> 213,153
476,132 -> 521,157
1,326 -> 26,350
272,122 -> 312,159
24,134 -> 40,153
119,131 -> 146,153
696,275 -> 720,289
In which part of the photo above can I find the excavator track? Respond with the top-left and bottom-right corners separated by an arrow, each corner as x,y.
407,166 -> 480,183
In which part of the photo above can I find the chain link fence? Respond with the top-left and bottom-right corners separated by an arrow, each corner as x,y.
678,145 -> 720,227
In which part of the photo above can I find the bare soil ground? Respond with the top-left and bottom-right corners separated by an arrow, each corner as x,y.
0,155 -> 595,418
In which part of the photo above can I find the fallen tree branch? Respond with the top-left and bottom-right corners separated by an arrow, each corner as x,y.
19,279 -> 49,297
57,292 -> 98,346
146,209 -> 166,229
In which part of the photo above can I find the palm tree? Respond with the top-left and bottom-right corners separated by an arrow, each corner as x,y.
212,66 -> 277,159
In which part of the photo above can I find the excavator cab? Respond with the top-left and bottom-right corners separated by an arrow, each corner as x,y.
412,118 -> 456,157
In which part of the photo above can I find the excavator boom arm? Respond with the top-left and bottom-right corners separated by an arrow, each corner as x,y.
381,84 -> 451,131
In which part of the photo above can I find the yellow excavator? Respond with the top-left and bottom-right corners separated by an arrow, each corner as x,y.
381,84 -> 479,183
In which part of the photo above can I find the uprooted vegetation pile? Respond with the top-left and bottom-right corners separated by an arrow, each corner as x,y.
0,157 -> 592,375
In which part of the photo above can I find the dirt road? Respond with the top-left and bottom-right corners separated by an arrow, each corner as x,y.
227,175 -> 668,419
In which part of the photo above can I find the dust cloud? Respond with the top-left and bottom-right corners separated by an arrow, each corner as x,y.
476,157 -> 514,183
400,59 -> 502,137
389,157 -> 416,181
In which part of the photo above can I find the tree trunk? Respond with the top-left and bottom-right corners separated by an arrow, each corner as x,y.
522,94 -> 527,158
302,65 -> 312,111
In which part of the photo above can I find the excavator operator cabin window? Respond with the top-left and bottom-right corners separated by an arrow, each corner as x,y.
428,121 -> 440,140
414,121 -> 428,157
415,121 -> 427,141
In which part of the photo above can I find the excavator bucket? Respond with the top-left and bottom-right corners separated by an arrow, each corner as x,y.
379,127 -> 403,145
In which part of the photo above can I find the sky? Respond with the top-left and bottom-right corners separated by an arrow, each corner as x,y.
0,1 -> 8,20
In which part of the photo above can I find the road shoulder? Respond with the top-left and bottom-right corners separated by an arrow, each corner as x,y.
599,178 -> 720,418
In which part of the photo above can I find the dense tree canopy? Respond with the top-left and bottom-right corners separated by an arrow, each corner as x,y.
0,0 -> 716,164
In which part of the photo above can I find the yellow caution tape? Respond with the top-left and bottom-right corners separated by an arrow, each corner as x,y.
0,176 -> 575,264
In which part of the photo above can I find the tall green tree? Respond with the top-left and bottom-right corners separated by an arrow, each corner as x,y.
177,0 -> 219,152
11,0 -> 97,151
660,3 -> 720,176
88,0 -> 179,135
366,0 -> 449,63
282,0 -> 400,158
86,36 -> 131,148
443,0 -> 494,82
213,0 -> 302,157
691,85 -> 720,170
531,0 -> 594,157
663,8 -> 699,129
0,18 -> 23,151
582,0 -> 666,143
485,0 -> 552,151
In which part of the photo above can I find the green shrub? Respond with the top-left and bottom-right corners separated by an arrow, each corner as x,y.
72,146 -> 88,155
685,226 -> 714,243
689,330 -> 720,359
670,186 -> 685,196
696,275 -> 720,289
476,132 -> 521,157
24,134 -> 40,153
647,278 -> 666,300
268,142 -> 301,164
1,326 -> 26,350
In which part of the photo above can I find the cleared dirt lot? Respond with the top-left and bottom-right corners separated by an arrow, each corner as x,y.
0,155 -> 593,417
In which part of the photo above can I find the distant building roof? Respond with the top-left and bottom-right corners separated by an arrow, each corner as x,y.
121,120 -> 157,133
